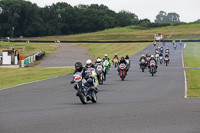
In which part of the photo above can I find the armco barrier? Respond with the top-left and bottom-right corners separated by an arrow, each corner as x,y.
10,40 -> 200,43
36,51 -> 45,61
21,60 -> 24,67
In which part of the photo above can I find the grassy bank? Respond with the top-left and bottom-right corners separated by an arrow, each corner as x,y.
0,68 -> 74,89
0,42 -> 56,57
77,43 -> 149,59
18,23 -> 200,41
184,42 -> 200,97
184,42 -> 200,67
186,70 -> 200,97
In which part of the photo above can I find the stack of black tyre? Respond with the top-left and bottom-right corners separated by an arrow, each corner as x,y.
36,51 -> 45,60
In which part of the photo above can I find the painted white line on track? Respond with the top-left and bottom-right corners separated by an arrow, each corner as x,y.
184,70 -> 188,98
0,75 -> 67,91
182,43 -> 187,98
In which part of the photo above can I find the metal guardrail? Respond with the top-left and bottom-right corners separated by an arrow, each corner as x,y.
10,40 -> 200,43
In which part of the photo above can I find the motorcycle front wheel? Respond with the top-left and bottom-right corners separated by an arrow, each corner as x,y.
78,89 -> 87,104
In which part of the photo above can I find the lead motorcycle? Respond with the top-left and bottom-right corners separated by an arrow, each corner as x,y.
118,63 -> 127,80
72,70 -> 97,104
149,60 -> 157,76
96,64 -> 104,85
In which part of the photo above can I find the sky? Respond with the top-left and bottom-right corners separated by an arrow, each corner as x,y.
27,0 -> 200,22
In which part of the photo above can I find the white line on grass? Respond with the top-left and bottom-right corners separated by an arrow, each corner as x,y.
182,43 -> 187,98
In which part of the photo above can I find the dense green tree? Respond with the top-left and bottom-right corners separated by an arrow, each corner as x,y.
155,11 -> 180,24
0,0 -> 140,37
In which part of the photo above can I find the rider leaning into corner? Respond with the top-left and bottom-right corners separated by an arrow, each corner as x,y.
71,62 -> 84,96
148,55 -> 158,72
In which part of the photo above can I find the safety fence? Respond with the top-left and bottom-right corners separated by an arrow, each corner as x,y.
21,51 -> 45,67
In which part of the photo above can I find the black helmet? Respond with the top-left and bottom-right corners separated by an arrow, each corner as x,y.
126,55 -> 129,58
75,62 -> 82,70
121,56 -> 125,60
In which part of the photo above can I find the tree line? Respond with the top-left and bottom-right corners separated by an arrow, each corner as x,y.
0,0 -> 185,38
0,0 -> 139,37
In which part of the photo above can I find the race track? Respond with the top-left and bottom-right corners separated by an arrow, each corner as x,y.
1,43 -> 200,133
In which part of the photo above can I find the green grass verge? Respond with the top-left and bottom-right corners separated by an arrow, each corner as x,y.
184,42 -> 200,67
0,68 -> 74,89
19,23 -> 200,41
0,42 -> 56,57
186,70 -> 200,97
77,43 -> 149,59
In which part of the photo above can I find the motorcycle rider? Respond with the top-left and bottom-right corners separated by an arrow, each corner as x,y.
82,59 -> 98,91
153,40 -> 156,46
118,56 -> 127,75
139,54 -> 147,67
160,46 -> 164,53
112,53 -> 119,65
179,40 -> 182,45
165,47 -> 170,54
148,55 -> 158,72
103,54 -> 110,61
125,55 -> 129,60
164,53 -> 170,62
95,58 -> 106,81
113,53 -> 119,61
71,62 -> 84,96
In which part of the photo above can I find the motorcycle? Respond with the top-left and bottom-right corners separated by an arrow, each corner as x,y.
159,47 -> 164,53
113,58 -> 119,68
162,41 -> 165,46
173,43 -> 177,50
155,53 -> 159,62
96,64 -> 104,85
164,57 -> 169,66
140,59 -> 146,72
72,71 -> 97,104
118,63 -> 127,80
125,59 -> 130,71
159,56 -> 164,64
165,50 -> 170,55
149,60 -> 156,76
103,60 -> 110,73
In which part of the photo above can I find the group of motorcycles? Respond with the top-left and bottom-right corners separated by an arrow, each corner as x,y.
139,41 -> 177,76
72,40 -> 181,104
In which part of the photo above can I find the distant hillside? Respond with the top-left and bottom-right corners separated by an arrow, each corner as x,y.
15,23 -> 200,41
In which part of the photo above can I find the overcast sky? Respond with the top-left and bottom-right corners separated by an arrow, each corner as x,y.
28,0 -> 200,22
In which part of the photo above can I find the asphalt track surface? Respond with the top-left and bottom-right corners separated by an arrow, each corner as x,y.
1,43 -> 200,133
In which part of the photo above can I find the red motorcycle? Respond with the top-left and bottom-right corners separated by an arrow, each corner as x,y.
118,63 -> 127,80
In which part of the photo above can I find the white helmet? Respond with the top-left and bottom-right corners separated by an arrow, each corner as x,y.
115,53 -> 117,56
151,55 -> 154,58
86,59 -> 92,67
97,58 -> 101,62
105,54 -> 108,57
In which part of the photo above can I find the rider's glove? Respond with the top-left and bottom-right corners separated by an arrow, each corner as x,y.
70,81 -> 75,84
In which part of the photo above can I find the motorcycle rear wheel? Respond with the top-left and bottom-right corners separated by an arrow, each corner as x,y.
91,93 -> 97,103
